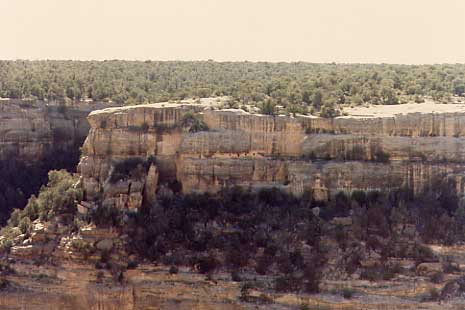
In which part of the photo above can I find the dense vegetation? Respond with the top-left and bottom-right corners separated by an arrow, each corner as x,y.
98,177 -> 463,293
0,170 -> 81,251
1,61 -> 465,117
0,147 -> 81,225
2,167 -> 465,296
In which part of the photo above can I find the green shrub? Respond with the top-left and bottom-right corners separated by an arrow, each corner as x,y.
71,239 -> 94,258
0,170 -> 81,228
259,100 -> 277,116
18,217 -> 32,234
342,287 -> 355,299
414,245 -> 437,264
361,264 -> 398,282
430,271 -> 444,284
91,205 -> 123,227
428,288 -> 440,301
0,236 -> 13,253
372,149 -> 390,163
31,273 -> 52,282
180,113 -> 209,132
7,209 -> 21,228
320,103 -> 339,118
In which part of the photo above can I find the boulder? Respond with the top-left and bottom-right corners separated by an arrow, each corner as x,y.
77,204 -> 89,215
30,232 -> 47,243
10,245 -> 40,258
416,262 -> 443,276
96,239 -> 114,251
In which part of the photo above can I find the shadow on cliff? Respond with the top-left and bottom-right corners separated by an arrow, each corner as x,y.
0,145 -> 82,225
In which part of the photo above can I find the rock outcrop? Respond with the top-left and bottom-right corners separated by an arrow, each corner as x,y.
78,102 -> 465,209
0,99 -> 113,162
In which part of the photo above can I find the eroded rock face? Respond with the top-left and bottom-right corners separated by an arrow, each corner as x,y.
0,100 -> 117,223
78,103 -> 465,209
0,100 -> 113,162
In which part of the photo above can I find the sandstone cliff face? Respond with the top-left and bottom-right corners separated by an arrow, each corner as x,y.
79,103 -> 465,209
0,100 -> 112,162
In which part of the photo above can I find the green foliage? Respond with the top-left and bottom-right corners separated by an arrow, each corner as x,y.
428,288 -> 441,301
360,264 -> 397,281
413,245 -> 437,264
319,102 -> 339,118
0,170 -> 80,253
286,104 -> 307,116
430,271 -> 444,284
259,99 -> 277,115
180,112 -> 209,132
128,187 -> 327,293
342,287 -> 355,299
18,217 -> 32,234
91,205 -> 123,227
0,147 -> 81,225
31,273 -> 53,282
372,149 -> 390,163
0,227 -> 17,252
6,170 -> 81,226
38,170 -> 82,219
2,61 -> 465,115
111,175 -> 465,295
71,239 -> 94,258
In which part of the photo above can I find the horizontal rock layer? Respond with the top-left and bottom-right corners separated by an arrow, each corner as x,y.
0,100 -> 113,162
79,104 -> 465,208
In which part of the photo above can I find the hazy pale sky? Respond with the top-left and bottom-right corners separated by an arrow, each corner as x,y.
1,0 -> 465,64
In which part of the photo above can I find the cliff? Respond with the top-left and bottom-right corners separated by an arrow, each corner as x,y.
0,99 -> 113,162
0,99 -> 116,223
78,101 -> 465,210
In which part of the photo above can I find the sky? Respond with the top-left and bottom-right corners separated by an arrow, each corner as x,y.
1,0 -> 465,64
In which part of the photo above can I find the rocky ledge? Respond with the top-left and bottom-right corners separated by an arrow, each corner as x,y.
78,100 -> 465,210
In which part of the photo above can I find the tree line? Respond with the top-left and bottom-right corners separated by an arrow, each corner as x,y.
1,60 -> 465,117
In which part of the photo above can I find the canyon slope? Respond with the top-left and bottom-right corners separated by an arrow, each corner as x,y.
0,99 -> 114,223
0,99 -> 112,162
79,100 -> 465,210
4,99 -> 465,309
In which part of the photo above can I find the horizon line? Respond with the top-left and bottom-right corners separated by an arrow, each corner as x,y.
1,59 -> 465,66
